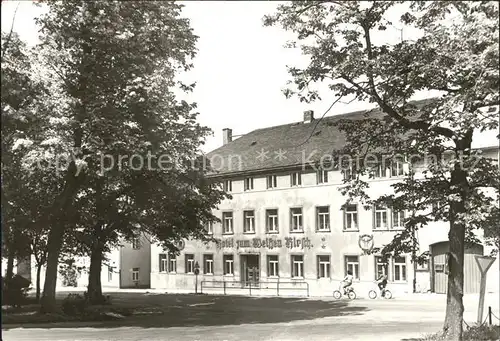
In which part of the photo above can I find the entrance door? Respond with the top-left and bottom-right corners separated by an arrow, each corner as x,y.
240,254 -> 260,287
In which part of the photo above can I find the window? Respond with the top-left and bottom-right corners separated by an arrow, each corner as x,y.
317,255 -> 331,278
243,210 -> 255,233
223,254 -> 234,275
203,254 -> 214,275
291,255 -> 304,278
372,163 -> 389,178
290,207 -> 303,232
108,266 -> 113,282
168,254 -> 177,273
343,163 -> 357,181
374,256 -> 388,280
132,268 -> 139,281
223,180 -> 232,192
159,254 -> 168,272
393,256 -> 407,282
132,237 -> 141,249
392,210 -> 405,229
343,204 -> 358,230
205,221 -> 213,235
317,169 -> 328,184
266,209 -> 279,233
159,254 -> 177,273
267,175 -> 277,189
244,177 -> 254,191
345,256 -> 359,280
290,172 -> 302,186
222,212 -> 233,234
374,205 -> 389,229
267,255 -> 279,277
185,254 -> 195,274
391,157 -> 405,177
316,206 -> 330,231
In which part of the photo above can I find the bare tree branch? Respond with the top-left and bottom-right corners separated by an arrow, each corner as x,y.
1,1 -> 20,60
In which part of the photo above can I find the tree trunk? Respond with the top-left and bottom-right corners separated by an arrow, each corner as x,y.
36,263 -> 43,302
39,161 -> 85,313
5,250 -> 15,280
87,242 -> 104,305
442,135 -> 471,341
413,262 -> 417,294
39,224 -> 65,313
443,221 -> 465,340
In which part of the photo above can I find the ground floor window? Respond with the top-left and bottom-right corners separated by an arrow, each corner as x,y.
345,255 -> 359,280
108,266 -> 113,282
132,267 -> 139,281
317,255 -> 331,278
223,254 -> 234,275
393,256 -> 407,282
185,254 -> 195,274
159,254 -> 176,273
203,254 -> 214,275
291,255 -> 304,278
168,254 -> 177,273
267,255 -> 279,277
159,254 -> 168,272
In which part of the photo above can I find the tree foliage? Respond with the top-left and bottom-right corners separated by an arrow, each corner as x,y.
2,0 -> 227,311
265,1 -> 499,340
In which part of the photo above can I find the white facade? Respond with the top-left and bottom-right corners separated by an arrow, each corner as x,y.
147,148 -> 499,297
119,233 -> 151,288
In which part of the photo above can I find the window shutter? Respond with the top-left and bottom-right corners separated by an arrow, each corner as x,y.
372,204 -> 376,229
316,256 -> 320,278
342,206 -> 346,230
315,207 -> 318,231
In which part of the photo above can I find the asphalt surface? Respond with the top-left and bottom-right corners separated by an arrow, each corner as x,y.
2,292 -> 499,341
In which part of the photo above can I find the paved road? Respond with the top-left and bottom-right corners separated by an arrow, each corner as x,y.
3,293 -> 499,341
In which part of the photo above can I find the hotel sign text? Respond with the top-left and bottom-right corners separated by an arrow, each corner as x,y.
208,237 -> 313,250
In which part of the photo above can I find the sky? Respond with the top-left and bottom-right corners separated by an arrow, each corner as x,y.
1,1 -> 496,153
0,1 -> 379,153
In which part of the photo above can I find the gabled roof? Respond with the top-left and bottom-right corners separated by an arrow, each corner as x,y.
205,99 -> 432,177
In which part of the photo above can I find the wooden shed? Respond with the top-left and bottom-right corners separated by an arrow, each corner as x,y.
429,241 -> 484,294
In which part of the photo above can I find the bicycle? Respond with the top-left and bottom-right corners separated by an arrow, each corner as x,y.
368,281 -> 392,299
333,285 -> 357,300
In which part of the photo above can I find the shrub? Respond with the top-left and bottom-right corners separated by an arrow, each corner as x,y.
464,325 -> 500,340
421,325 -> 500,341
58,259 -> 81,287
61,293 -> 87,316
2,275 -> 31,308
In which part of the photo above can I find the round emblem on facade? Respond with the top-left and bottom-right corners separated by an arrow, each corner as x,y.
321,237 -> 327,249
358,234 -> 374,254
177,239 -> 186,251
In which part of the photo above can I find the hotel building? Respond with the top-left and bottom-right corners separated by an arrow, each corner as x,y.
145,103 -> 500,297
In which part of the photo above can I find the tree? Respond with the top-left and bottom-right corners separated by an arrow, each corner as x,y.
25,0 -> 225,311
265,1 -> 499,340
1,30 -> 49,283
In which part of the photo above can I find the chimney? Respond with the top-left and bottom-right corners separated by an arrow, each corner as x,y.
223,128 -> 232,145
304,110 -> 314,123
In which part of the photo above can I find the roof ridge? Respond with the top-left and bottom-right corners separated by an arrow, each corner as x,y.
235,97 -> 437,136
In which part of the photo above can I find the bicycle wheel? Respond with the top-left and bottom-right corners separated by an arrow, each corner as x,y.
348,291 -> 356,300
383,290 -> 392,299
368,290 -> 377,299
333,290 -> 342,299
